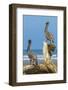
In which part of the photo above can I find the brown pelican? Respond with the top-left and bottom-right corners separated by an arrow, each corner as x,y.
27,40 -> 38,65
44,22 -> 54,44
48,44 -> 56,57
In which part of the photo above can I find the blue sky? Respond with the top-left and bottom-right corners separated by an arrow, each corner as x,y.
23,15 -> 57,50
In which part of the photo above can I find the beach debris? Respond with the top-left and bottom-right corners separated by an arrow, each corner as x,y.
23,61 -> 56,74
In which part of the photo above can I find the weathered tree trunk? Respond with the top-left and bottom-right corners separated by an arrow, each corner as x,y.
43,42 -> 50,63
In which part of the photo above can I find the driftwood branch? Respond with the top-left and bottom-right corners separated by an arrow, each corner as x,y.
23,59 -> 57,74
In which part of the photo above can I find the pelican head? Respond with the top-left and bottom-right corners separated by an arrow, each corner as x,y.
46,22 -> 49,25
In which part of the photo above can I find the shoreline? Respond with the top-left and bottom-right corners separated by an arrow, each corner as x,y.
23,54 -> 57,61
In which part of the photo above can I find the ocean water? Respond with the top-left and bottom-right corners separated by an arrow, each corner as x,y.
23,50 -> 43,55
23,50 -> 57,65
23,49 -> 57,55
23,59 -> 57,65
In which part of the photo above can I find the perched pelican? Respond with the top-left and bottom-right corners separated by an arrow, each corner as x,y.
27,40 -> 38,65
44,22 -> 54,44
48,44 -> 56,57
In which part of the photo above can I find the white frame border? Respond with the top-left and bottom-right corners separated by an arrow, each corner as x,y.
16,8 -> 64,82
